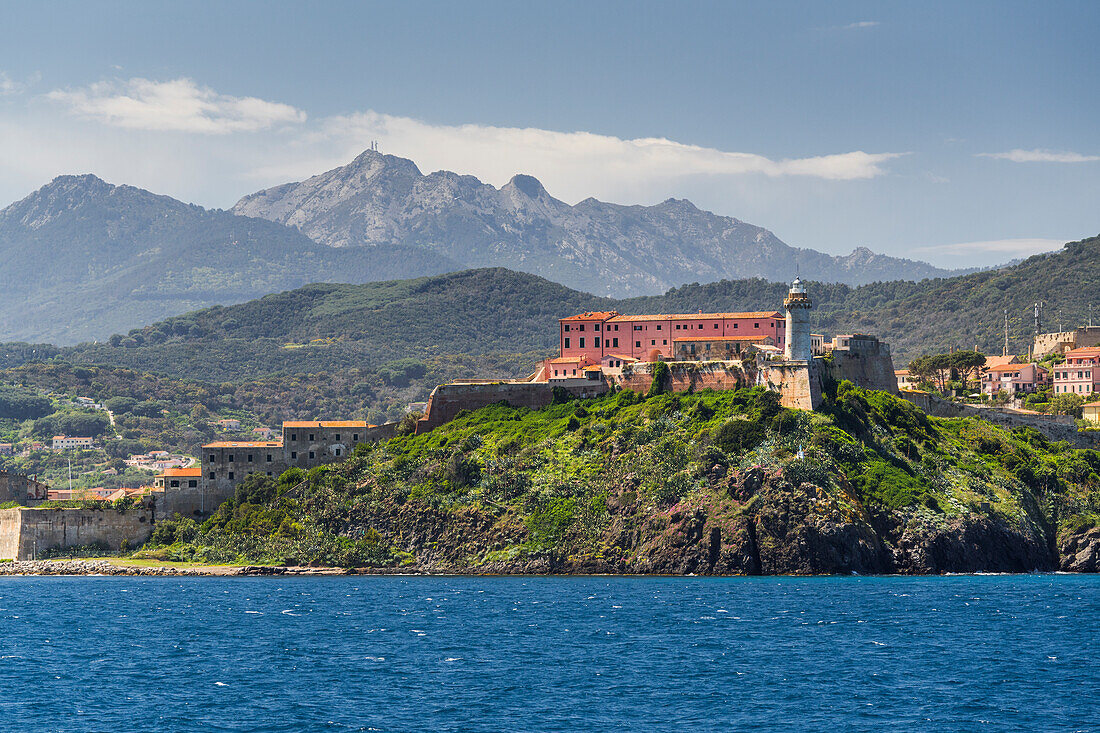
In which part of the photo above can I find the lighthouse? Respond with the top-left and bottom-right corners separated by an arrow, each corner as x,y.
783,277 -> 812,361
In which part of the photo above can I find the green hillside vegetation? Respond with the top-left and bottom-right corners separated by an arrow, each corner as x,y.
138,384 -> 1099,572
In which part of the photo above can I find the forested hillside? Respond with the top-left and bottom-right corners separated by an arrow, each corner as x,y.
3,235 -> 1092,383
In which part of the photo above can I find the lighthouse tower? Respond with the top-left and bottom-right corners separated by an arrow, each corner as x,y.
783,277 -> 812,361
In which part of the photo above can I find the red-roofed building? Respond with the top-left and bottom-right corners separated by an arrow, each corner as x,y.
981,363 -> 1050,396
558,310 -> 785,363
1052,347 -> 1100,396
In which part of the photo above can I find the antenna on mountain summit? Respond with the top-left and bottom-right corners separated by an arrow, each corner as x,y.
369,140 -> 380,153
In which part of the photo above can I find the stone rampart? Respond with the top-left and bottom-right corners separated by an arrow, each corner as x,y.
899,390 -> 1096,448
611,361 -> 753,395
822,349 -> 898,395
759,361 -> 821,410
0,507 -> 154,560
416,381 -> 607,434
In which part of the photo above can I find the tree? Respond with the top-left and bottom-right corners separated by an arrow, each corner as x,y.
1050,393 -> 1084,417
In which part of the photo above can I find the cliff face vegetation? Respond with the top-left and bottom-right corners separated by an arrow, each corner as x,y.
143,385 -> 1100,574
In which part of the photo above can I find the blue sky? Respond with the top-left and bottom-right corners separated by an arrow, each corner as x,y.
1,0 -> 1097,267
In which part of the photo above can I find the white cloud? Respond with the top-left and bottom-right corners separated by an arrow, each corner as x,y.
283,110 -> 905,188
0,72 -> 22,96
915,238 -> 1067,259
46,77 -> 306,134
977,149 -> 1100,163
839,21 -> 879,30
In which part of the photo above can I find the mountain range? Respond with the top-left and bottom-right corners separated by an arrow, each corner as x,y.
0,150 -> 966,344
234,150 -> 961,296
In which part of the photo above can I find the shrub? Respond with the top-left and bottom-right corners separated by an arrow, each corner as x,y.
648,361 -> 671,397
712,418 -> 765,455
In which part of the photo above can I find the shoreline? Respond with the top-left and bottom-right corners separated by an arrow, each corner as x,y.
0,559 -> 1090,578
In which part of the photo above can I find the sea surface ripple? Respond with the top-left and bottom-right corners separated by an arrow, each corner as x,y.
0,574 -> 1096,732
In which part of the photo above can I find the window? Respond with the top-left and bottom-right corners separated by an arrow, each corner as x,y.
634,325 -> 642,331
335,448 -> 341,456
594,324 -> 600,331
247,454 -> 253,463
309,451 -> 315,459
188,480 -> 197,488
554,369 -> 559,376
714,324 -> 719,329
656,325 -> 662,330
754,322 -> 759,328
594,337 -> 601,348
572,369 -> 577,376
228,454 -> 234,463
613,338 -> 618,347
663,339 -> 667,345
291,451 -> 297,459
335,434 -> 340,441
563,324 -> 571,332
266,454 -> 273,462
353,434 -> 359,442
564,337 -> 570,348
635,341 -> 641,348
170,480 -> 180,488
208,471 -> 215,480
228,472 -> 234,480
290,432 -> 297,441
309,433 -> 315,441
208,454 -> 215,463
578,324 -> 585,331
675,324 -> 681,330
651,340 -> 656,346
579,337 -> 585,348
733,323 -> 739,329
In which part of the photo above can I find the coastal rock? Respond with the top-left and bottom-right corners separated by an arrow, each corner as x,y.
892,517 -> 1055,574
1058,525 -> 1100,572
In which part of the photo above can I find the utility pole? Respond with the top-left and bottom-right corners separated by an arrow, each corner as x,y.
1003,309 -> 1009,357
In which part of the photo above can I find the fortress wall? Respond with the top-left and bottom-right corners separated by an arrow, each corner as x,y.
899,391 -> 1095,448
0,507 -> 154,560
416,381 -> 607,434
612,361 -> 753,395
825,350 -> 898,395
759,362 -> 820,410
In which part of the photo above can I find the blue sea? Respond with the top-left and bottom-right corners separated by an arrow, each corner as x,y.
0,575 -> 1096,732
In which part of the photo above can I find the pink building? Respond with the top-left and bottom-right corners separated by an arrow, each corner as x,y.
1052,347 -> 1100,396
982,363 -> 1049,396
558,310 -> 785,363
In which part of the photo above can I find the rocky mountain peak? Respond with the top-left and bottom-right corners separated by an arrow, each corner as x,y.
505,174 -> 547,199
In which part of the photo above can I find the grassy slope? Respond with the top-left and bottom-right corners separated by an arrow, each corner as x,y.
143,385 -> 1099,572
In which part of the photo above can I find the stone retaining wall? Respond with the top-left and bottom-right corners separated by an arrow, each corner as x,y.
0,507 -> 154,561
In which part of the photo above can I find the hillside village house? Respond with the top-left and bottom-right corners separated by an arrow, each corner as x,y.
216,418 -> 242,431
981,363 -> 1049,396
1083,403 -> 1100,424
895,370 -> 921,390
153,466 -> 201,491
51,435 -> 94,451
251,427 -> 275,439
1052,347 -> 1100,395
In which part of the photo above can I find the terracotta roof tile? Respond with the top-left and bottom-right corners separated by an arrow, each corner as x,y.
560,311 -> 619,321
159,467 -> 203,477
203,441 -> 283,448
282,421 -> 367,428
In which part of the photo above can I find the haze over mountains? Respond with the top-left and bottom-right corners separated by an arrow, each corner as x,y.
234,150 -> 961,296
0,149 -> 971,344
